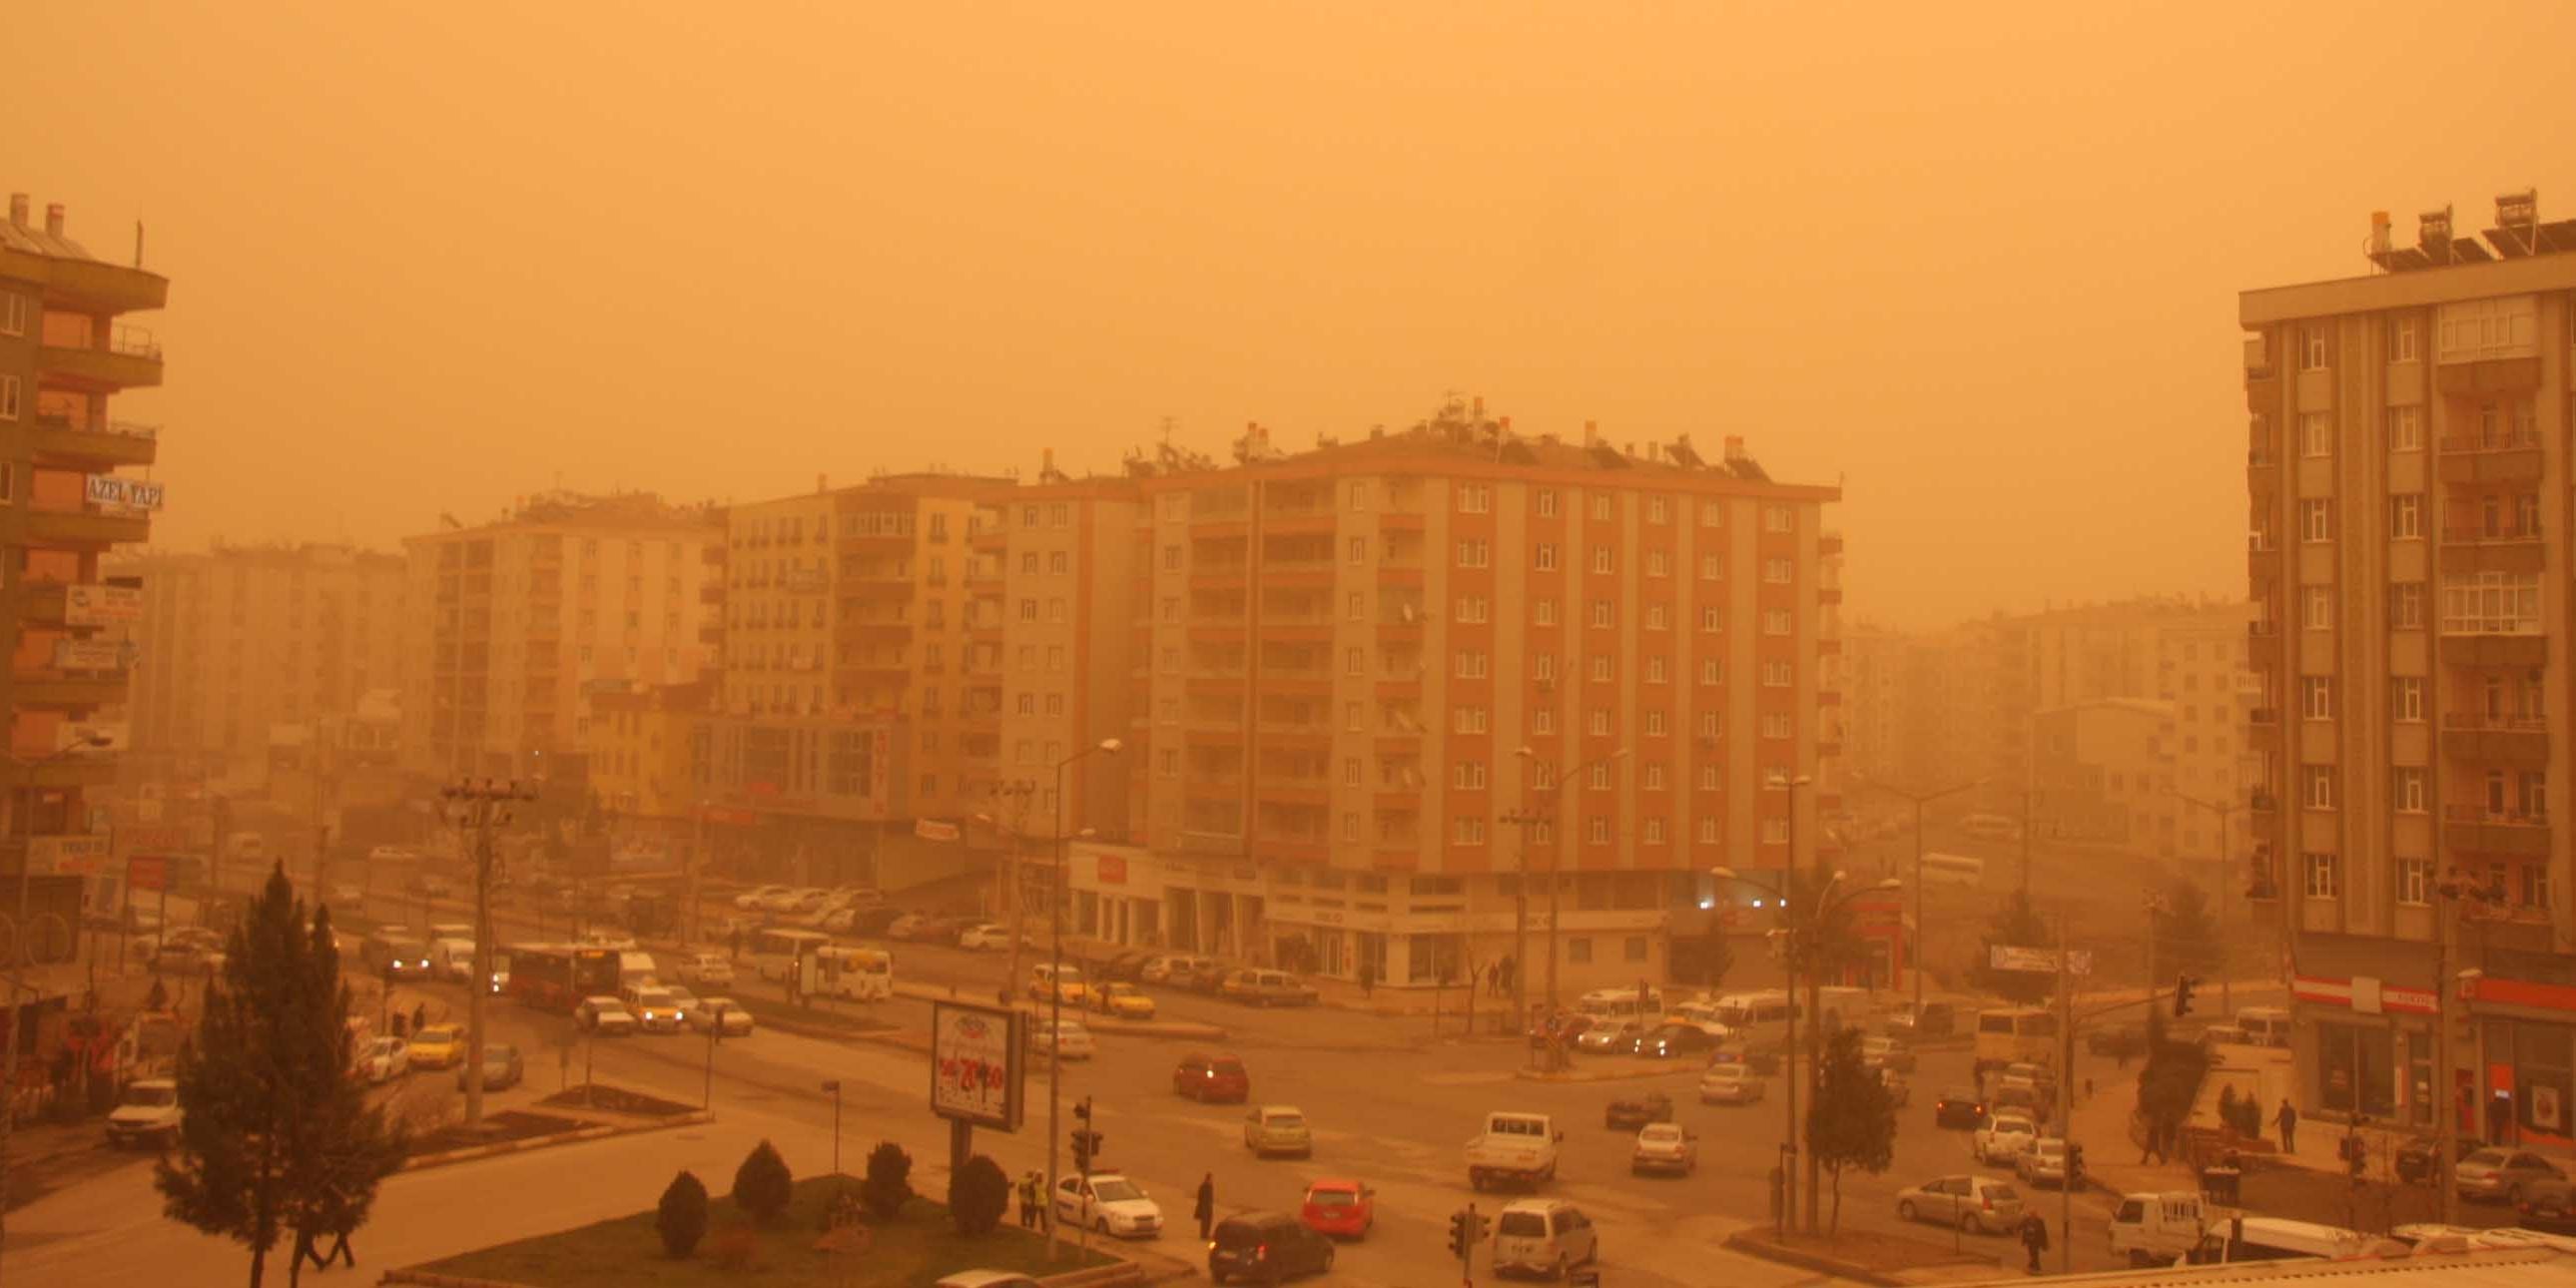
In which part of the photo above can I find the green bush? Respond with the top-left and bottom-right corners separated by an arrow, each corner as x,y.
655,1169 -> 710,1258
732,1138 -> 795,1225
950,1154 -> 1009,1236
862,1140 -> 913,1220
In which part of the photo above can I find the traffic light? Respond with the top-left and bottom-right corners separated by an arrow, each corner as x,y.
1075,1095 -> 1093,1123
1447,1209 -> 1471,1258
1070,1129 -> 1090,1173
2173,973 -> 2199,1018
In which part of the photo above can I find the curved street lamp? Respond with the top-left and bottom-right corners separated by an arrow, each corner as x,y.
1512,746 -> 1629,1023
1044,737 -> 1120,1260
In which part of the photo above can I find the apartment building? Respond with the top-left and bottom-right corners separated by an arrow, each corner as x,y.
400,491 -> 718,780
589,679 -> 711,867
118,543 -> 405,777
2242,191 -> 2576,1146
0,194 -> 167,918
1054,410 -> 1847,995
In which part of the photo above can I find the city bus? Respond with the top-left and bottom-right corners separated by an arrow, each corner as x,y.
1961,814 -> 2020,843
1920,853 -> 1987,887
750,928 -> 833,985
503,944 -> 619,1014
1973,1007 -> 2060,1075
806,946 -> 895,1001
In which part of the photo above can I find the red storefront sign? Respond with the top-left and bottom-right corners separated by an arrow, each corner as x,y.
1096,854 -> 1127,885
127,856 -> 169,893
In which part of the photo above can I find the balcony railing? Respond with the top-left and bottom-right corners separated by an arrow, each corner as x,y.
31,412 -> 160,440
2248,534 -> 2278,553
2247,707 -> 2279,726
2441,527 -> 2542,546
2442,805 -> 2549,828
2442,713 -> 2548,734
2249,620 -> 2277,638
2248,791 -> 2278,813
2439,430 -> 2543,453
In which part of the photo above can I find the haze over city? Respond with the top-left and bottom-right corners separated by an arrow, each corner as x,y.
11,2 -> 2569,624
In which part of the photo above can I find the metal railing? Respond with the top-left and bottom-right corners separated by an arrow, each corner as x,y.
2438,430 -> 2542,453
2442,805 -> 2549,828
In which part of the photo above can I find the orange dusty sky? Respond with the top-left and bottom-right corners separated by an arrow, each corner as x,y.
17,3 -> 2576,627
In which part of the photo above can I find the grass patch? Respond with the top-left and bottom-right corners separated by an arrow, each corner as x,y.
407,1111 -> 589,1159
420,1174 -> 1119,1286
534,1083 -> 699,1117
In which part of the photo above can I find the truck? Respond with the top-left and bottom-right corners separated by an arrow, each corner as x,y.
1466,1111 -> 1563,1191
2108,1191 -> 2225,1267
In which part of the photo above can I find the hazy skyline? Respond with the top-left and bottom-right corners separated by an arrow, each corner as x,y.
19,2 -> 2576,627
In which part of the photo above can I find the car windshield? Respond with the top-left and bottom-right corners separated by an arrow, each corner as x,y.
638,990 -> 672,1006
1498,1212 -> 1549,1237
1640,1124 -> 1682,1141
1267,1113 -> 1305,1129
486,1044 -> 518,1062
1308,1187 -> 1356,1207
1212,1058 -> 1245,1075
2465,1149 -> 2508,1165
1995,1116 -> 2033,1133
122,1083 -> 177,1107
1090,1179 -> 1142,1203
416,1026 -> 458,1043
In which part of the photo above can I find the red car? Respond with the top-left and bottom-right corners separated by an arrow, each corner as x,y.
1173,1051 -> 1250,1102
1299,1178 -> 1376,1240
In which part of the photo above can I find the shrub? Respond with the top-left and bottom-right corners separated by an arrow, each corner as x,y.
862,1140 -> 913,1220
950,1154 -> 1009,1236
732,1138 -> 795,1225
656,1170 -> 710,1258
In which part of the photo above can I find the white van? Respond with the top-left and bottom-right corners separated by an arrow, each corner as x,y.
1714,991 -> 1796,1030
2234,1007 -> 2290,1048
804,946 -> 894,1001
1577,986 -> 1664,1023
617,950 -> 659,985
429,938 -> 477,982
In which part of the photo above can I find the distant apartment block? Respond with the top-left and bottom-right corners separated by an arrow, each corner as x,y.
0,193 -> 167,916
2243,191 -> 2576,1142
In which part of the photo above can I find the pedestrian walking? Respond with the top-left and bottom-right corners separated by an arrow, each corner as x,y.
1195,1172 -> 1216,1240
2019,1211 -> 2049,1274
293,1225 -> 326,1275
412,1001 -> 427,1035
1017,1171 -> 1040,1229
2273,1098 -> 2298,1154
728,924 -> 743,962
1359,959 -> 1376,998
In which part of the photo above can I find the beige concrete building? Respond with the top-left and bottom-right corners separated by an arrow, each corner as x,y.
400,491 -> 720,780
0,193 -> 167,915
2031,698 -> 2177,850
2242,192 -> 2576,1141
118,543 -> 405,778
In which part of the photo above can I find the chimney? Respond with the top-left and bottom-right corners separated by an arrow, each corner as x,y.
2368,211 -> 2391,257
1723,435 -> 1745,461
1584,420 -> 1599,448
44,203 -> 64,237
7,195 -> 24,227
1472,396 -> 1484,419
1041,447 -> 1055,477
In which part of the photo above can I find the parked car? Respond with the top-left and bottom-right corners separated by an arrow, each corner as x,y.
1975,1112 -> 2040,1166
1574,1019 -> 1642,1054
1027,1019 -> 1096,1060
1885,1001 -> 1957,1036
1880,1068 -> 1913,1108
327,883 -> 366,908
1706,1041 -> 1781,1075
406,1024 -> 465,1069
1209,1210 -> 1332,1282
1630,1122 -> 1697,1176
2396,1134 -> 2489,1186
1489,1198 -> 1600,1280
1142,954 -> 1216,984
1183,958 -> 1235,993
1935,1088 -> 1990,1129
1298,1178 -> 1375,1240
355,1036 -> 409,1084
672,954 -> 735,988
692,997 -> 755,1036
1088,982 -> 1158,1019
1604,1090 -> 1674,1129
153,942 -> 226,976
1244,1105 -> 1314,1158
1895,1174 -> 2025,1234
1860,1034 -> 1918,1072
2517,1178 -> 2576,1236
1174,1051 -> 1250,1102
576,995 -> 637,1036
1698,1063 -> 1766,1106
883,913 -> 929,942
1219,968 -> 1319,1006
105,1078 -> 182,1149
840,905 -> 906,937
1631,1022 -> 1720,1059
459,1042 -> 524,1091
959,923 -> 1022,951
1096,950 -> 1153,982
2017,1137 -> 2082,1189
2456,1147 -> 2566,1204
1053,1172 -> 1162,1239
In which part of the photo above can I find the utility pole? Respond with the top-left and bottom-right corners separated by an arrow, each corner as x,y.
2020,786 -> 2035,898
2057,911 -> 2075,1274
1500,810 -> 1546,1043
2171,789 -> 2242,1014
1516,747 -> 1628,1016
1850,774 -> 1985,1025
1046,741 -> 1119,1261
444,777 -> 535,1132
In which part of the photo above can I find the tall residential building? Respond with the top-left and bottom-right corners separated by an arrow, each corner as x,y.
2243,191 -> 2576,1141
117,543 -> 405,777
0,193 -> 167,915
1051,410 -> 1848,994
400,491 -> 719,780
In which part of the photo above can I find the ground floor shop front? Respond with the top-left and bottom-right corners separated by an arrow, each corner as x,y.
2290,950 -> 2576,1155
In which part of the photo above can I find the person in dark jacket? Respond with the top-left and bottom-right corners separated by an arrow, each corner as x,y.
2274,1099 -> 2298,1153
2020,1211 -> 2049,1273
1195,1173 -> 1216,1240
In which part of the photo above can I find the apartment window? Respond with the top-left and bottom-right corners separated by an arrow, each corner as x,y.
1455,539 -> 1490,568
2299,412 -> 2334,458
2302,765 -> 2336,811
1700,606 -> 1722,632
1644,709 -> 1666,736
2304,852 -> 2340,899
2300,326 -> 2328,371
1048,503 -> 1069,527
1588,709 -> 1611,736
1644,657 -> 1667,684
1457,483 -> 1492,514
1700,555 -> 1723,580
1587,817 -> 1610,844
2388,493 -> 2422,539
1591,599 -> 1613,628
1763,609 -> 1792,636
1762,504 -> 1793,533
1642,819 -> 1666,845
1162,544 -> 1181,571
1161,597 -> 1181,624
1700,500 -> 1724,527
1699,712 -> 1720,739
1645,604 -> 1667,631
2302,586 -> 2333,631
2396,858 -> 2432,907
1046,646 -> 1065,672
1454,816 -> 1488,845
1020,552 -> 1040,574
1048,551 -> 1068,574
2441,571 -> 2542,635
1761,819 -> 1789,845
2390,676 -> 2424,722
1535,599 -> 1557,626
1761,713 -> 1791,740
2386,405 -> 2423,451
0,462 -> 13,505
1453,761 -> 1488,790
2389,315 -> 2419,362
1646,550 -> 1668,577
1763,558 -> 1793,584
1347,481 -> 1368,511
1453,705 -> 1490,734
2523,770 -> 2549,821
2299,676 -> 2334,721
1047,597 -> 1066,622
1346,591 -> 1364,622
1762,660 -> 1793,688
1589,655 -> 1612,682
1700,659 -> 1722,686
1536,489 -> 1558,518
2392,767 -> 2426,814
1455,650 -> 1488,679
1532,708 -> 1555,734
0,294 -> 22,336
1340,813 -> 1360,844
1536,653 -> 1556,681
1590,494 -> 1613,521
1534,543 -> 1559,571
1455,596 -> 1489,624
0,374 -> 17,422
1344,647 -> 1365,677
1015,694 -> 1035,716
1642,764 -> 1666,791
2300,499 -> 2333,543
1645,496 -> 1668,524
2524,864 -> 2554,911
1345,701 -> 1363,731
1158,749 -> 1179,778
1347,536 -> 1368,565
1697,819 -> 1719,843
1020,505 -> 1040,528
1591,545 -> 1614,574
2389,582 -> 2425,630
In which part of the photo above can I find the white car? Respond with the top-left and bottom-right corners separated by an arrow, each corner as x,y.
577,995 -> 638,1036
735,885 -> 789,911
1028,1019 -> 1096,1059
691,997 -> 756,1036
660,984 -> 703,1025
1576,1020 -> 1645,1053
1975,1113 -> 2040,1167
768,888 -> 824,914
1699,1063 -> 1766,1105
625,985 -> 685,1034
673,954 -> 736,987
356,1037 -> 409,1083
1053,1172 -> 1162,1239
105,1078 -> 183,1149
1631,1122 -> 1697,1176
958,923 -> 1017,951
327,883 -> 365,908
1491,1198 -> 1600,1279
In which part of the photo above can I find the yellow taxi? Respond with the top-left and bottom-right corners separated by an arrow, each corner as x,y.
406,1024 -> 465,1069
1089,981 -> 1158,1020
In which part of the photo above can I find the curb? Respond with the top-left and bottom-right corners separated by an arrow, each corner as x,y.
1514,1062 -> 1698,1083
399,1110 -> 714,1173
891,982 -> 1230,1040
1717,1229 -> 2001,1287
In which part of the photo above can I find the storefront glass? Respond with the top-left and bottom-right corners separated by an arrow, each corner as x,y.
2514,1021 -> 2574,1141
2316,1021 -> 2395,1118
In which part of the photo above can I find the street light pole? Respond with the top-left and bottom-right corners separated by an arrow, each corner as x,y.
1517,747 -> 1628,1016
1850,774 -> 1984,1023
1045,740 -> 1119,1261
2170,789 -> 2242,1015
443,777 -> 535,1133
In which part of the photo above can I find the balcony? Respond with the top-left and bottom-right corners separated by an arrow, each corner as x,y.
10,669 -> 129,709
2248,619 -> 2277,640
27,414 -> 159,468
2440,527 -> 2546,575
2248,791 -> 2278,814
37,326 -> 164,389
2247,534 -> 2279,578
2441,713 -> 2551,764
2442,805 -> 2552,857
2246,707 -> 2279,728
23,503 -> 150,547
2438,430 -> 2544,485
1819,530 -> 1843,556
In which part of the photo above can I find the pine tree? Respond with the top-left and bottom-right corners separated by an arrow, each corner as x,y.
861,1140 -> 913,1219
657,1170 -> 711,1258
1807,1027 -> 1897,1234
1968,888 -> 2056,1005
733,1138 -> 795,1225
157,867 -> 404,1287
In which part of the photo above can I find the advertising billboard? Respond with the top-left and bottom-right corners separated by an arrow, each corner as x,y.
930,1000 -> 1024,1130
64,584 -> 144,625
